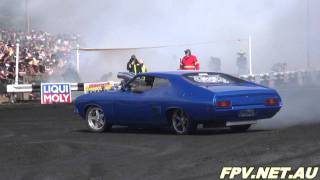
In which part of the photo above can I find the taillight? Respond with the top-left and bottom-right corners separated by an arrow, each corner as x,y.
265,98 -> 279,106
216,100 -> 232,108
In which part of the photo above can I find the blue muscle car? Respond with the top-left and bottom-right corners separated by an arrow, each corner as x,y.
74,71 -> 282,135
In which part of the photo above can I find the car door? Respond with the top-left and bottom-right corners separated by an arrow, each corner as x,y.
146,77 -> 172,124
114,75 -> 171,125
114,75 -> 155,125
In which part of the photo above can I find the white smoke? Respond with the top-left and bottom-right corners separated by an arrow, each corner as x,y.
5,0 -> 315,81
2,0 -> 320,128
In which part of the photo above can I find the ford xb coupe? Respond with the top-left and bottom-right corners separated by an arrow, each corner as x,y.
75,71 -> 282,135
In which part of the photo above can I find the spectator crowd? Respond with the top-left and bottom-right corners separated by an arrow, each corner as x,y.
0,29 -> 80,87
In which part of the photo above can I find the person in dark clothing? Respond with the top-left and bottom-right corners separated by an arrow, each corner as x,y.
127,54 -> 137,73
7,62 -> 15,83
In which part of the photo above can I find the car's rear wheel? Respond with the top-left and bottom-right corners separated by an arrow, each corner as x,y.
171,109 -> 197,135
230,124 -> 251,132
86,106 -> 111,132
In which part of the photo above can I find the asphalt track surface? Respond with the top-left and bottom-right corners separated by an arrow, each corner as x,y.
0,87 -> 320,180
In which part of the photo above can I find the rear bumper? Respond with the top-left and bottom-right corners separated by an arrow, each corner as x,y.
214,105 -> 281,120
225,120 -> 257,126
198,105 -> 281,127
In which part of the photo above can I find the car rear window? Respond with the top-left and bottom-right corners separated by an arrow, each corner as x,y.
183,72 -> 246,85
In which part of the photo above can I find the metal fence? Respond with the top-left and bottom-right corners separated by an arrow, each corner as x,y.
1,70 -> 319,104
240,70 -> 320,88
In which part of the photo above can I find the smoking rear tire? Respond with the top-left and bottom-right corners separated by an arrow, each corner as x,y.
230,124 -> 251,132
171,109 -> 197,135
86,106 -> 111,133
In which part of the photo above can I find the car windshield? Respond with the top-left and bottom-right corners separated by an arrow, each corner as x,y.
183,72 -> 246,85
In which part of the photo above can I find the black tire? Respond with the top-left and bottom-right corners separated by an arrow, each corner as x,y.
230,124 -> 251,132
86,106 -> 111,133
170,109 -> 197,135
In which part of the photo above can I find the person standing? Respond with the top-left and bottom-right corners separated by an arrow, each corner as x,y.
133,59 -> 147,74
180,49 -> 200,70
127,54 -> 137,73
127,55 -> 147,74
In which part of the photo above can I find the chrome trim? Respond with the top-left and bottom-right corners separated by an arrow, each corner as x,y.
226,120 -> 257,126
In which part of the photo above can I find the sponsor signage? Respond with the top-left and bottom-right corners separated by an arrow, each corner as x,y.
84,82 -> 114,94
41,83 -> 71,104
6,84 -> 33,93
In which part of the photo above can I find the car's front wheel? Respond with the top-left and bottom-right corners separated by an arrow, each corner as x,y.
86,106 -> 111,132
171,109 -> 197,135
230,124 -> 251,132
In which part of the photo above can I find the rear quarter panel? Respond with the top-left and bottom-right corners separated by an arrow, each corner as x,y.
165,76 -> 215,121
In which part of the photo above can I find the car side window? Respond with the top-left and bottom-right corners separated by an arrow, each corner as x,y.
129,75 -> 154,93
152,77 -> 171,89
